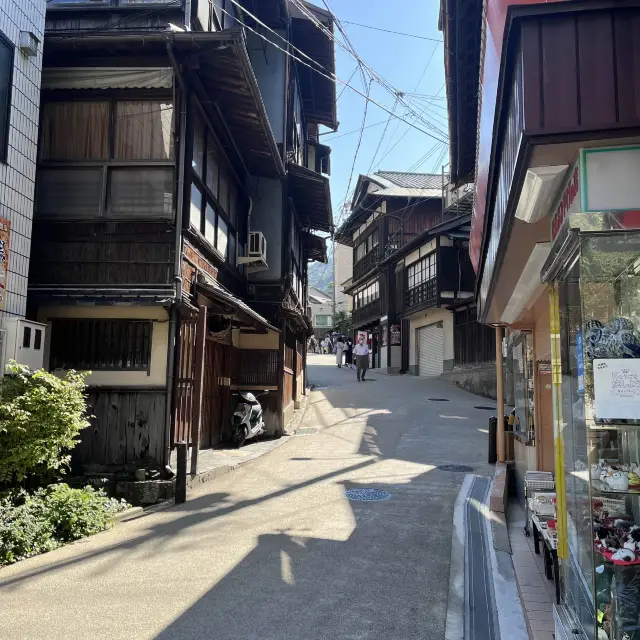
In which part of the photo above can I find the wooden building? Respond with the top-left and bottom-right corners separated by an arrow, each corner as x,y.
30,0 -> 335,472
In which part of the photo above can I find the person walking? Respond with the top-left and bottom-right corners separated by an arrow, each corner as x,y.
320,338 -> 327,354
354,336 -> 370,382
335,336 -> 345,368
344,338 -> 354,369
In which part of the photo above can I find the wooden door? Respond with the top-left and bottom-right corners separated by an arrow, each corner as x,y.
201,340 -> 232,448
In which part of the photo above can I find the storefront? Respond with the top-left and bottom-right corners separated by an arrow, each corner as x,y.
540,146 -> 640,640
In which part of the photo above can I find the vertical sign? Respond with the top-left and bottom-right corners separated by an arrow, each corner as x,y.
0,218 -> 10,310
576,330 -> 585,394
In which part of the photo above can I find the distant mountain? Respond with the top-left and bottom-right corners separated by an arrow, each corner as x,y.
308,260 -> 333,294
308,243 -> 333,294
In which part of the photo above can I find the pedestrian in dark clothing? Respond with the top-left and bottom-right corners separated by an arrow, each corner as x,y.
344,339 -> 354,368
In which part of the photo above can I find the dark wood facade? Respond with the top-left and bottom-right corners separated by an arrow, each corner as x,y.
32,0 -> 336,472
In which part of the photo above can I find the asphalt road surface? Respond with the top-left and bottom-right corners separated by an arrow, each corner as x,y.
0,354 -> 493,640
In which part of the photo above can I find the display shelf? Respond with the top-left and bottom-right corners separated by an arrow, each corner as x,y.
592,481 -> 640,496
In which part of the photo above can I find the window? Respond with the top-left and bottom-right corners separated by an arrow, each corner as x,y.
189,111 -> 242,267
205,202 -> 215,245
216,216 -> 228,258
315,314 -> 332,327
190,184 -> 203,232
49,319 -> 153,371
354,280 -> 379,309
115,101 -> 173,161
34,329 -> 42,351
407,253 -> 437,291
38,100 -> 174,219
192,118 -> 205,177
22,327 -> 31,349
0,35 -> 12,163
41,102 -> 109,161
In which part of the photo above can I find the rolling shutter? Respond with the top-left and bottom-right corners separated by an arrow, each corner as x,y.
417,323 -> 444,377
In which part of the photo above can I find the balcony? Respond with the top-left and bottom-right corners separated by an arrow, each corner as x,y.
353,248 -> 379,282
405,278 -> 437,310
352,298 -> 381,327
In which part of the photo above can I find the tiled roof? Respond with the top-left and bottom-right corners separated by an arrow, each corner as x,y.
375,171 -> 445,191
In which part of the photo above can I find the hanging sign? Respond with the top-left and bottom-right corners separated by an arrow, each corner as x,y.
0,218 -> 10,310
593,359 -> 640,420
551,163 -> 580,240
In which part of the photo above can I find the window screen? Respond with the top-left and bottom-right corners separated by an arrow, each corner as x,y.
49,319 -> 153,371
114,101 -> 173,160
110,168 -> 172,217
37,168 -> 103,217
0,34 -> 13,163
41,102 -> 109,161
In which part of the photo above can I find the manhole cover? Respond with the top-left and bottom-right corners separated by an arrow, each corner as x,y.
474,406 -> 496,411
436,464 -> 474,473
345,488 -> 392,501
429,398 -> 450,402
296,427 -> 319,436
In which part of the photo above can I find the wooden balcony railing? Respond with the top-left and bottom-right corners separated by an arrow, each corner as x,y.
405,278 -> 437,310
352,298 -> 381,327
353,248 -> 379,281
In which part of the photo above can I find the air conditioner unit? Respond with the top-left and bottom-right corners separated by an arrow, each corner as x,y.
1,318 -> 46,373
238,231 -> 269,272
19,31 -> 40,57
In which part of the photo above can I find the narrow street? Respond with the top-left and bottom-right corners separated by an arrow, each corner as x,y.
0,356 -> 494,640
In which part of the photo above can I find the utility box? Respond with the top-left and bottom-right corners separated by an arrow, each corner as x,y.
0,318 -> 46,373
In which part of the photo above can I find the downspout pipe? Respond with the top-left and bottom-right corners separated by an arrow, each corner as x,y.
164,41 -> 187,467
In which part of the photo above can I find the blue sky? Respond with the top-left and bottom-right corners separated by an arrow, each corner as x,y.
320,0 -> 447,227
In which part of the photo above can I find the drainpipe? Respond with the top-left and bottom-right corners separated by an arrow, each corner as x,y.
495,326 -> 505,463
164,41 -> 187,467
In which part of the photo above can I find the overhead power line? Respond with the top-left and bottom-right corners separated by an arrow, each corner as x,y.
222,1 -> 448,142
341,21 -> 443,42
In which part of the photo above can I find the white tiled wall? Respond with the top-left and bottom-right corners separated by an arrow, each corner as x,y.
0,0 -> 45,318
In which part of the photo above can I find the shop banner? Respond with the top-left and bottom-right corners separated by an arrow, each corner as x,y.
0,218 -> 10,310
390,324 -> 401,346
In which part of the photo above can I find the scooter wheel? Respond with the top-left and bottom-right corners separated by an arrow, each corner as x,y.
233,426 -> 247,448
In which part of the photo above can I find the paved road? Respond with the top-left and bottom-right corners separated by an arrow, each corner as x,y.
0,355 -> 494,640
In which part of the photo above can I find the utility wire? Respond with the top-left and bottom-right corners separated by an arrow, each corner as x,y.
222,1 -> 448,142
341,21 -> 443,42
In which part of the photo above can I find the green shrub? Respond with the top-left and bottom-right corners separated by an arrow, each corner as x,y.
0,484 -> 130,565
0,362 -> 91,483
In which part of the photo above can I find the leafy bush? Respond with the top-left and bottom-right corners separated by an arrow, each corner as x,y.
0,362 -> 91,483
0,484 -> 130,565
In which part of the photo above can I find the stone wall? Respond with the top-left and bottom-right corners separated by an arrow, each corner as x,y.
439,362 -> 499,401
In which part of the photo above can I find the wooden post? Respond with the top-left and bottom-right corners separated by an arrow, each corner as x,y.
175,442 -> 187,504
190,305 -> 207,476
292,335 -> 298,401
495,326 -> 505,463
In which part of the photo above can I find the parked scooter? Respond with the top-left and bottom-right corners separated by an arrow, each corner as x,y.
231,390 -> 269,447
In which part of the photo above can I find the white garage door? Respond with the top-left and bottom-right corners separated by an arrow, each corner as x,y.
417,323 -> 444,378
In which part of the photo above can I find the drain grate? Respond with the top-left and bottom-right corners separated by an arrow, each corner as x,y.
429,398 -> 450,402
296,427 -> 319,436
437,464 -> 474,473
474,406 -> 496,411
345,488 -> 392,501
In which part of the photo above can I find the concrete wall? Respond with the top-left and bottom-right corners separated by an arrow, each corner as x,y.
38,305 -> 169,387
310,301 -> 332,334
407,307 -> 454,374
440,362 -> 498,400
334,242 -> 353,313
233,329 -> 280,350
248,177 -> 282,281
245,30 -> 286,145
0,0 -> 45,319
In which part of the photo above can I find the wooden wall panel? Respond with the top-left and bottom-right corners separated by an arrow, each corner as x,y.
577,12 -> 616,127
613,11 -> 640,125
539,18 -> 578,131
76,389 -> 166,467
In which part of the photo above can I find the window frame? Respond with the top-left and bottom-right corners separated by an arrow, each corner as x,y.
0,31 -> 14,165
49,318 -> 154,373
188,103 -> 244,269
37,95 -> 174,220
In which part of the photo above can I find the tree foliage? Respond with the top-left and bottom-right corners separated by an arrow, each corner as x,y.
333,310 -> 352,335
0,362 -> 90,483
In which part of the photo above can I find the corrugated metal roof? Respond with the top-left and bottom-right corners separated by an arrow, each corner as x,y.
375,171 -> 444,190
